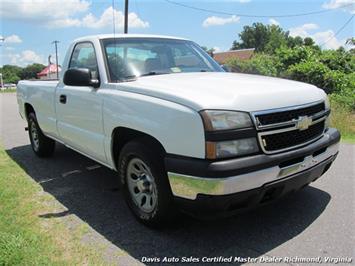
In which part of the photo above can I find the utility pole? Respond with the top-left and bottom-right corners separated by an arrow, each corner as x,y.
124,0 -> 129,34
52,40 -> 60,79
0,73 -> 3,90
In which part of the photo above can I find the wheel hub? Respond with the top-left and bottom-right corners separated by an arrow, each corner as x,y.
136,174 -> 153,193
126,158 -> 158,213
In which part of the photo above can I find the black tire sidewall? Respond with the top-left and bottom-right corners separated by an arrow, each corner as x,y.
28,113 -> 55,157
118,141 -> 175,226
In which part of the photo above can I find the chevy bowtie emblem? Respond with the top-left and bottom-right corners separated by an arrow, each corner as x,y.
295,116 -> 312,131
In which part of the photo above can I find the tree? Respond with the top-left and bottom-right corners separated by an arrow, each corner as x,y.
201,46 -> 215,56
287,36 -> 304,48
231,23 -> 289,53
303,37 -> 315,46
1,65 -> 23,84
232,23 -> 269,52
20,63 -> 45,80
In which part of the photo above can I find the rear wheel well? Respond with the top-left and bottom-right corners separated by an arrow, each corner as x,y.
24,103 -> 35,120
111,127 -> 166,170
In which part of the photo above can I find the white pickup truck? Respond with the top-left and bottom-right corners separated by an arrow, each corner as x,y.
17,34 -> 340,226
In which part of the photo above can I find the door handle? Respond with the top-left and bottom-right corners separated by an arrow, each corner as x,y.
59,95 -> 67,104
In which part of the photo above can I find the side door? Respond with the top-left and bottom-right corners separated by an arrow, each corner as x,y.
55,42 -> 107,164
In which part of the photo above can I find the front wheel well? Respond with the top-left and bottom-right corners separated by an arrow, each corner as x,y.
24,103 -> 35,120
111,127 -> 166,170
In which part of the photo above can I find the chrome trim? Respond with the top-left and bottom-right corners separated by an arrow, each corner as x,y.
251,100 -> 325,122
168,141 -> 339,200
258,117 -> 326,154
250,100 -> 329,155
255,109 -> 329,130
251,100 -> 326,129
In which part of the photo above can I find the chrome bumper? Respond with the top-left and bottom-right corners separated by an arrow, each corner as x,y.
168,142 -> 339,200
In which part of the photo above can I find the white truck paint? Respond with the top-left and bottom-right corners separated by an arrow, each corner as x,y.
17,34 -> 340,225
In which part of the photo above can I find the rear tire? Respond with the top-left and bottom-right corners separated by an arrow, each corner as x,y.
118,139 -> 176,227
28,112 -> 55,157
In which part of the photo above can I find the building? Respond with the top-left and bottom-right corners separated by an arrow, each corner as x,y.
37,64 -> 61,80
213,48 -> 255,64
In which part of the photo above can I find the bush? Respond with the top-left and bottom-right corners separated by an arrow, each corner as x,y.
227,53 -> 279,77
285,60 -> 329,88
319,49 -> 355,74
276,46 -> 318,70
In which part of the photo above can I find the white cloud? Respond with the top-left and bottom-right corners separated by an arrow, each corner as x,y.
0,0 -> 90,21
80,7 -> 149,29
202,15 -> 240,27
0,0 -> 149,30
289,23 -> 345,49
213,46 -> 221,52
4,50 -> 46,66
289,23 -> 319,38
322,0 -> 355,14
269,18 -> 280,26
313,31 -> 344,49
3,35 -> 22,44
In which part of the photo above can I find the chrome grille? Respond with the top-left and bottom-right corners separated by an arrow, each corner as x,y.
252,101 -> 329,154
261,121 -> 325,152
256,102 -> 325,127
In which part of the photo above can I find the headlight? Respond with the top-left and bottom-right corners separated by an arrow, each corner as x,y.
200,110 -> 252,131
206,138 -> 259,159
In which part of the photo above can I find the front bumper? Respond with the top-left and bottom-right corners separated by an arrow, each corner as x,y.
165,128 -> 340,202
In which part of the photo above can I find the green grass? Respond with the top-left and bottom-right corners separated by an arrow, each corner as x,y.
0,89 -> 16,93
0,148 -> 104,265
330,100 -> 355,143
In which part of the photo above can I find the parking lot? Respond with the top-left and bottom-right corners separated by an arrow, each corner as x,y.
1,93 -> 354,265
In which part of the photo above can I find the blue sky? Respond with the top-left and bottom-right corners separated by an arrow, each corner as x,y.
0,0 -> 354,67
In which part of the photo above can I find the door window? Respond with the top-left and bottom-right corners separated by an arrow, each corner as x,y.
69,42 -> 99,79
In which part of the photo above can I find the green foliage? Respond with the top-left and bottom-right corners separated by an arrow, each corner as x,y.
231,23 -> 289,53
229,22 -> 354,112
227,53 -> 279,77
0,63 -> 46,84
319,49 -> 354,74
20,63 -> 46,80
276,46 -> 318,70
285,61 -> 330,89
0,65 -> 22,84
231,23 -> 321,54
329,75 -> 355,110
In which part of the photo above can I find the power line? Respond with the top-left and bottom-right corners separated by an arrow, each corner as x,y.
164,0 -> 354,18
320,14 -> 354,48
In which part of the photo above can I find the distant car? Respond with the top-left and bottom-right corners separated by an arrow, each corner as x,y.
3,83 -> 17,89
17,34 -> 340,227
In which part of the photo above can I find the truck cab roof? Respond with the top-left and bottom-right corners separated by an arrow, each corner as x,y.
73,34 -> 189,43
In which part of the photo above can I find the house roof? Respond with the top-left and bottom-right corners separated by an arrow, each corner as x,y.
37,64 -> 61,77
213,48 -> 255,64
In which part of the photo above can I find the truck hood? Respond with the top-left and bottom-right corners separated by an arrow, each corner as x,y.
121,72 -> 326,112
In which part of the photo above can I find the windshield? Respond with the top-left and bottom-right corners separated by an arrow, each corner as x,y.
102,38 -> 223,82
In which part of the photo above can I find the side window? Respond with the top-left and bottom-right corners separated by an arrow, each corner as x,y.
69,42 -> 99,79
172,44 -> 202,69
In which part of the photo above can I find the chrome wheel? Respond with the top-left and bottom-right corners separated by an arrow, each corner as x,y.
126,158 -> 157,213
30,120 -> 39,151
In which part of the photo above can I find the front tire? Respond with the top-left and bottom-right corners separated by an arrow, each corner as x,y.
28,112 -> 55,157
118,140 -> 176,227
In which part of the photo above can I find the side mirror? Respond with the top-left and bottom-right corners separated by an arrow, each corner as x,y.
220,64 -> 231,72
63,68 -> 99,88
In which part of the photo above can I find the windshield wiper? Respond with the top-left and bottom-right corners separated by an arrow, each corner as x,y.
139,71 -> 170,77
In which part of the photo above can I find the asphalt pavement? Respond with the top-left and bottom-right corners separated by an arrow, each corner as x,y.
0,93 -> 354,265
